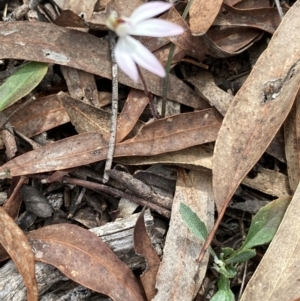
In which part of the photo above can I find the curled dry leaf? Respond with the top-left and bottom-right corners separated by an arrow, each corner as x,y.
213,0 -> 300,214
134,208 -> 160,301
0,207 -> 38,301
0,109 -> 222,177
27,223 -> 144,301
213,5 -> 285,34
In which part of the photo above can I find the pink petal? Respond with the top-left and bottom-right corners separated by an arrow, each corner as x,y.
126,36 -> 166,78
129,19 -> 184,37
115,37 -> 139,82
130,2 -> 172,24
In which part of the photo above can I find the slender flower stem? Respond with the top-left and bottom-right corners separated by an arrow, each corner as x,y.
137,66 -> 160,119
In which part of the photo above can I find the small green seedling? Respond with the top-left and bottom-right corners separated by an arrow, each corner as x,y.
180,196 -> 291,300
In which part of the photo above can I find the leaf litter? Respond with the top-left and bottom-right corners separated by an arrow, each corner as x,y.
0,0 -> 299,300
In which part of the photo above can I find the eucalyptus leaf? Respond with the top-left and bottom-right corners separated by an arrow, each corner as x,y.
0,62 -> 48,111
225,249 -> 256,265
240,196 -> 291,251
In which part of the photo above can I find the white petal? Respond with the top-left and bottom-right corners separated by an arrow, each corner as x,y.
130,2 -> 172,24
126,36 -> 166,77
115,37 -> 139,82
129,19 -> 184,37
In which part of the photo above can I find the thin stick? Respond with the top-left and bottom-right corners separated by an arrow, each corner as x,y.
274,0 -> 284,19
103,28 -> 118,183
198,203 -> 227,262
137,66 -> 159,119
62,177 -> 171,218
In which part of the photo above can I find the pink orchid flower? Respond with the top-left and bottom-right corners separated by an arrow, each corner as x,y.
106,1 -> 184,82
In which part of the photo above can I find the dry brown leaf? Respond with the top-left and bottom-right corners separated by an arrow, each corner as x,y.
214,5 -> 285,34
0,207 -> 38,301
0,109 -> 222,176
4,176 -> 27,219
58,92 -> 111,139
205,27 -> 262,55
213,0 -> 300,214
153,169 -> 214,301
186,70 -> 233,115
0,177 -> 28,262
134,208 -> 160,301
189,0 -> 223,35
240,181 -> 300,301
117,145 -> 291,197
234,0 -> 270,8
60,67 -> 99,107
0,22 -> 206,109
28,223 -> 144,301
53,0 -> 98,18
3,94 -> 70,137
284,92 -> 300,192
116,89 -> 147,143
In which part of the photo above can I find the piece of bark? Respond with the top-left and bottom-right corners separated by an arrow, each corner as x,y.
0,210 -> 165,300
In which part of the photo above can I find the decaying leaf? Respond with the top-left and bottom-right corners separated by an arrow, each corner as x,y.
0,22 -> 206,109
153,169 -> 214,301
0,207 -> 38,301
27,223 -> 144,301
134,208 -> 160,301
284,92 -> 300,192
116,89 -> 148,142
189,0 -> 223,35
3,94 -> 70,138
58,92 -> 111,138
213,0 -> 300,214
0,109 -> 222,176
213,5 -> 285,34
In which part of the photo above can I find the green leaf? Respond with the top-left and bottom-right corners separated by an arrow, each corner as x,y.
221,247 -> 235,260
0,62 -> 48,111
224,249 -> 256,265
179,202 -> 208,241
211,275 -> 235,301
240,196 -> 291,251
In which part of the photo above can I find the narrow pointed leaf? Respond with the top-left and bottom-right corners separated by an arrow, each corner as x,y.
0,62 -> 48,111
179,202 -> 208,241
0,109 -> 221,177
0,22 -> 206,109
224,249 -> 256,265
0,207 -> 38,301
240,196 -> 291,251
213,2 -> 300,214
27,223 -> 144,301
